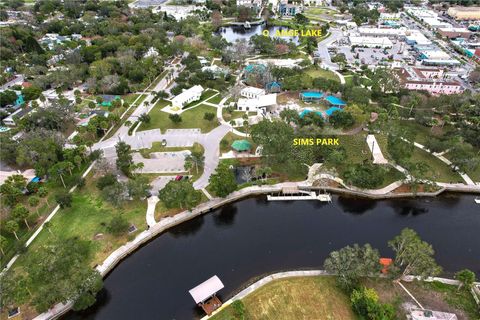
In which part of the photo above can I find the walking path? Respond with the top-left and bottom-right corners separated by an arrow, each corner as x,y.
216,96 -> 250,138
146,196 -> 159,228
366,134 -> 388,164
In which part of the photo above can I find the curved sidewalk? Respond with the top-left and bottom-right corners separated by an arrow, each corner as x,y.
146,196 -> 159,228
216,96 -> 249,138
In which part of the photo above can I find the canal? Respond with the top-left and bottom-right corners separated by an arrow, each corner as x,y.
66,194 -> 480,320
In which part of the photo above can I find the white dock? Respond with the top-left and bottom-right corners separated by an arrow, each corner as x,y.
267,191 -> 332,202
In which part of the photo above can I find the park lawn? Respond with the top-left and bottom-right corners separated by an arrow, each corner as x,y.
208,93 -> 223,105
0,162 -> 91,269
183,89 -> 218,109
305,67 -> 340,82
409,147 -> 463,183
391,120 -> 454,147
220,132 -> 256,154
17,175 -> 148,267
222,110 -> 256,122
442,151 -> 480,183
139,142 -> 204,158
377,133 -> 463,183
140,104 -> 219,133
211,276 -> 356,320
333,134 -> 370,172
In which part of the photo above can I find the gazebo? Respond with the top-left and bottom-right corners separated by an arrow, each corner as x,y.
231,140 -> 252,152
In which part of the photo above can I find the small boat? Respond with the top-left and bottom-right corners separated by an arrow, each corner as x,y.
475,197 -> 480,204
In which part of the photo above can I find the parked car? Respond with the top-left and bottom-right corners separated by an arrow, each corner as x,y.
175,175 -> 183,181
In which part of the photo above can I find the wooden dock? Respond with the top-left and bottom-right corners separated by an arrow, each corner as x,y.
267,191 -> 332,202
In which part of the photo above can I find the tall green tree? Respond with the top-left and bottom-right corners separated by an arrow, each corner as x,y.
5,220 -> 20,240
115,141 -> 134,176
25,237 -> 103,312
158,180 -> 201,210
324,244 -> 381,291
388,228 -> 442,279
185,150 -> 205,175
209,163 -> 237,197
12,204 -> 31,229
251,120 -> 294,165
455,269 -> 476,291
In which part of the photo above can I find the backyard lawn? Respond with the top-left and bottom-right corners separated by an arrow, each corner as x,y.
211,276 -> 355,320
139,103 -> 219,133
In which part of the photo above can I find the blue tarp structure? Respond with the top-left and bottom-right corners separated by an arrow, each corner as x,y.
325,107 -> 343,116
325,95 -> 346,107
299,109 -> 323,118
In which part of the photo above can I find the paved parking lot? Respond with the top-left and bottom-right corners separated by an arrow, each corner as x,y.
338,40 -> 413,66
133,151 -> 190,173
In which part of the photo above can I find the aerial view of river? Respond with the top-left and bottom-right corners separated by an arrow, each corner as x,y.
65,194 -> 480,320
217,24 -> 300,44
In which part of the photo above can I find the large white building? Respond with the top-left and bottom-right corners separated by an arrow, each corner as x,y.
357,27 -> 407,38
240,87 -> 266,99
405,30 -> 432,46
237,94 -> 277,112
172,85 -> 204,109
349,36 -> 393,48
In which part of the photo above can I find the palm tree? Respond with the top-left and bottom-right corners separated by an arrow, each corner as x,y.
49,163 -> 67,188
5,220 -> 20,240
28,196 -> 40,217
0,235 -> 7,255
38,187 -> 49,207
65,161 -> 74,176
13,204 -> 30,230
185,151 -> 205,174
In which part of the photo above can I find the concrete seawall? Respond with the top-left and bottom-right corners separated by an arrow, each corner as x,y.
34,182 -> 479,319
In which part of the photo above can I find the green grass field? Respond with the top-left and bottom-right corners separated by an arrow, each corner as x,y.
139,103 -> 219,133
15,175 -> 147,268
409,147 -> 463,183
305,67 -> 340,82
211,277 -> 355,320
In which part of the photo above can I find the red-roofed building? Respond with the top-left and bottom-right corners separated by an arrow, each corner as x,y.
22,81 -> 32,88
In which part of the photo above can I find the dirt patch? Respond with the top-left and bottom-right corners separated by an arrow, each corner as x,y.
402,281 -> 473,320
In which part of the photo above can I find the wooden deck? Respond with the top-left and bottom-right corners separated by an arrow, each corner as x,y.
201,296 -> 222,315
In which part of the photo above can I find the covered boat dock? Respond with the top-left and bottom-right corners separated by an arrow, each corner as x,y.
189,275 -> 225,315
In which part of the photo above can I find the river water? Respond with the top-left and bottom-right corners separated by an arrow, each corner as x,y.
65,194 -> 479,320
